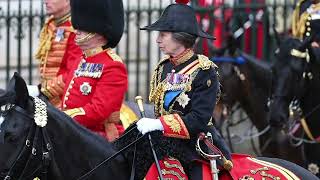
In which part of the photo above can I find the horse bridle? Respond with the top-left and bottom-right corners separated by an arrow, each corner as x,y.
271,47 -> 320,144
0,97 -> 52,180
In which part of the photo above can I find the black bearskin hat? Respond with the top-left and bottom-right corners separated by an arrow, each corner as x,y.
70,0 -> 124,48
140,0 -> 215,39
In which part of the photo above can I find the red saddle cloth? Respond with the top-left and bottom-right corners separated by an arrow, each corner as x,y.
220,154 -> 301,180
145,154 -> 301,180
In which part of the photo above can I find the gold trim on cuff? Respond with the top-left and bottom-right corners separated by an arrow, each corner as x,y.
64,107 -> 85,118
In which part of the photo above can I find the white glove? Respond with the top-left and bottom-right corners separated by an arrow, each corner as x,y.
136,117 -> 164,135
27,85 -> 40,97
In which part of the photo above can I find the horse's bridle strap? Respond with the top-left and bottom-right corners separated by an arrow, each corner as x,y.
300,118 -> 320,142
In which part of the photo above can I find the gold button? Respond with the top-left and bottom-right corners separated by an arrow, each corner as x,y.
65,97 -> 69,100
306,32 -> 311,36
306,22 -> 310,26
66,92 -> 70,96
63,104 -> 67,108
307,27 -> 311,31
207,79 -> 212,87
307,16 -> 312,20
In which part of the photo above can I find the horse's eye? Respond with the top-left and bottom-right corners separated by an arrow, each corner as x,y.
4,131 -> 19,143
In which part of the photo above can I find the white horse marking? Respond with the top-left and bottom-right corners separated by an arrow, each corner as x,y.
0,115 -> 4,128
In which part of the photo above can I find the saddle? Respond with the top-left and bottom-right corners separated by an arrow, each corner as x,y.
144,133 -> 300,180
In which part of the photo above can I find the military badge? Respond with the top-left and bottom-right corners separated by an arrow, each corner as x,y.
80,82 -> 92,95
55,28 -> 65,42
177,92 -> 190,108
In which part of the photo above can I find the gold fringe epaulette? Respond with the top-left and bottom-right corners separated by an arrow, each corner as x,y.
35,16 -> 55,61
292,0 -> 305,36
198,54 -> 217,70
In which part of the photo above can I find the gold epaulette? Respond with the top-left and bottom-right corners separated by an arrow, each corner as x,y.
35,16 -> 55,60
106,48 -> 123,63
198,54 -> 217,70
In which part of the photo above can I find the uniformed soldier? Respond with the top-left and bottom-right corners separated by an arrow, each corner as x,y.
292,0 -> 320,63
62,0 -> 128,142
27,0 -> 82,107
136,0 -> 232,179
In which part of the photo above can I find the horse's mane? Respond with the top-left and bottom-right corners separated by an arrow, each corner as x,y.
114,127 -> 192,180
272,37 -> 303,66
239,51 -> 272,75
43,97 -> 115,150
0,88 -> 16,106
238,50 -> 272,90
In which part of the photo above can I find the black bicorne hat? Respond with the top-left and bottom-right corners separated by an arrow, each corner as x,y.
140,2 -> 215,40
70,0 -> 124,48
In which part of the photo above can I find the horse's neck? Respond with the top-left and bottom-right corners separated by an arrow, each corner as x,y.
238,64 -> 270,130
301,77 -> 320,137
46,109 -> 118,179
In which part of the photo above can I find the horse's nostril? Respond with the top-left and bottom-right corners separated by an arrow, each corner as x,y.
0,171 -> 8,177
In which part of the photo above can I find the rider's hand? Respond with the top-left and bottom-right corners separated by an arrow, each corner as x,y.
136,117 -> 164,135
311,41 -> 320,48
27,85 -> 40,97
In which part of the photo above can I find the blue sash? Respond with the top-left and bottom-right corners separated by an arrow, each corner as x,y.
164,90 -> 182,110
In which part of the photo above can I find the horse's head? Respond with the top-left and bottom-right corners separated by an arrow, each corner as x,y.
0,73 -> 130,179
217,61 -> 243,108
269,37 -> 315,128
0,73 -> 32,177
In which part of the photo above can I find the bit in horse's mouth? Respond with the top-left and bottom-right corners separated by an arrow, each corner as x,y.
0,170 -> 9,177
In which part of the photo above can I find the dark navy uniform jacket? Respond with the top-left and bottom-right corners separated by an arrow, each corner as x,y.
149,52 -> 231,162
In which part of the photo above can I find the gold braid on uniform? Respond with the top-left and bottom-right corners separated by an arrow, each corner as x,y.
292,0 -> 320,39
292,0 -> 305,38
149,56 -> 169,117
35,16 -> 54,62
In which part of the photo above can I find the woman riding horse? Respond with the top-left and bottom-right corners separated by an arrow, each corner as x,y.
134,0 -> 232,178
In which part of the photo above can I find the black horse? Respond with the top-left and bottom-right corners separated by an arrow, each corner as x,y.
269,36 -> 320,177
0,73 -> 319,180
0,73 -> 130,180
197,34 -> 305,165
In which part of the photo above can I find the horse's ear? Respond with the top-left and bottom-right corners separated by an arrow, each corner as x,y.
272,24 -> 281,47
7,73 -> 29,107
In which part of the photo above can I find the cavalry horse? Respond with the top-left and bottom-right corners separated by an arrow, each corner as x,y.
195,35 -> 305,165
0,73 -> 318,180
269,36 -> 320,177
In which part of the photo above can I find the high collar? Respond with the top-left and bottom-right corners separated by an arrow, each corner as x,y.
54,13 -> 71,26
83,46 -> 104,58
169,49 -> 194,66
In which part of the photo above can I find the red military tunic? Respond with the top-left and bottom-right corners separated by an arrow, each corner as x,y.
62,48 -> 128,141
35,14 -> 82,108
